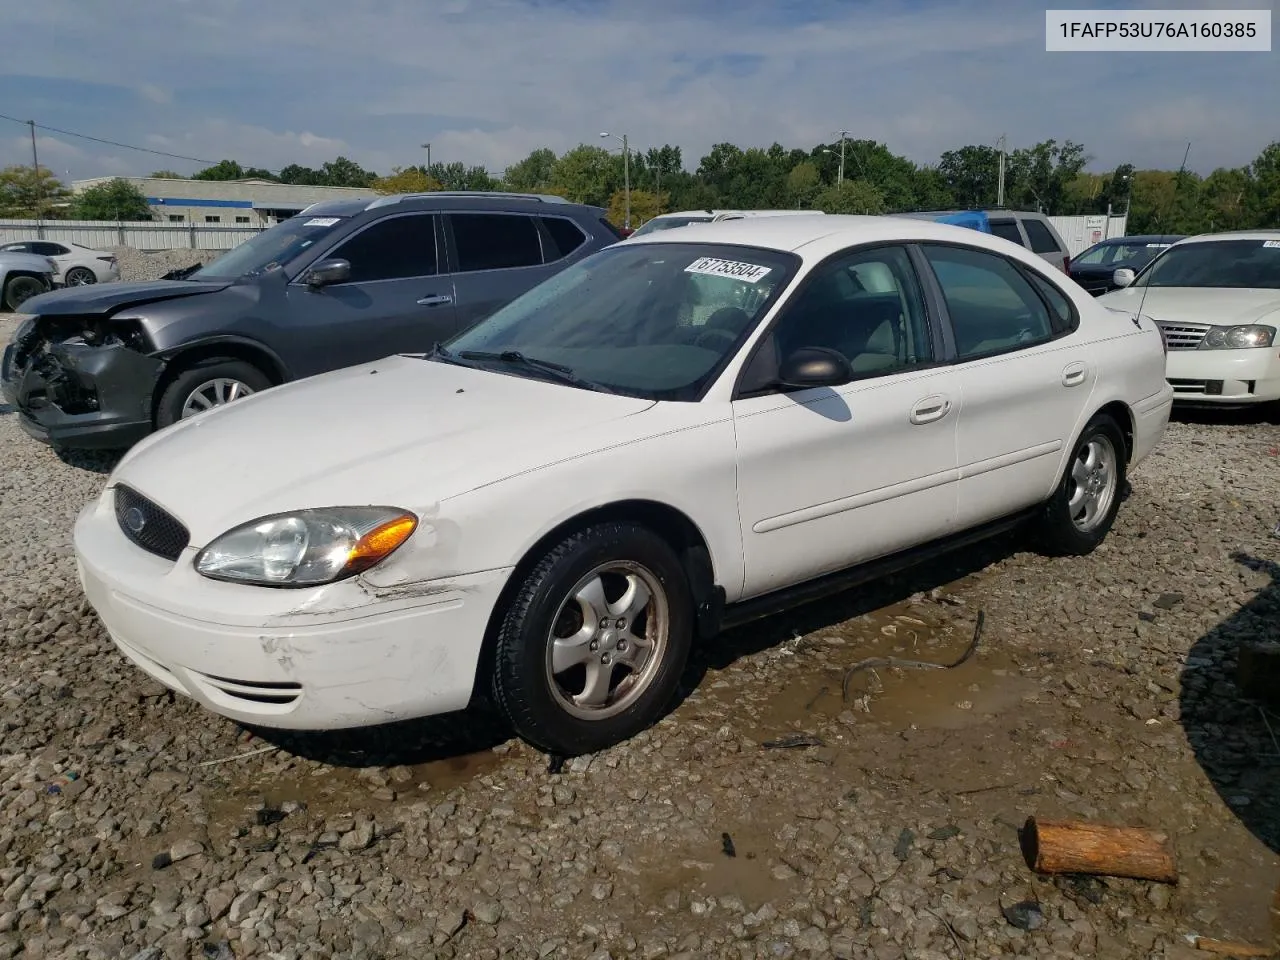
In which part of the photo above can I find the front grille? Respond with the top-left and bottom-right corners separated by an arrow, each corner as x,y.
113,484 -> 190,561
192,673 -> 303,707
1157,321 -> 1210,350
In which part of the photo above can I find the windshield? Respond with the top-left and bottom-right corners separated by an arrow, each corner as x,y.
1134,238 -> 1280,289
630,215 -> 717,237
444,242 -> 800,401
190,215 -> 349,280
1074,241 -> 1171,267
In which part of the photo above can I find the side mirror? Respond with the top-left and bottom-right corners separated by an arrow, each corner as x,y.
304,258 -> 350,288
777,346 -> 852,389
1112,267 -> 1135,289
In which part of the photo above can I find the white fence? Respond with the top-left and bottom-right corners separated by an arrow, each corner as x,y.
0,219 -> 267,251
0,212 -> 1128,256
1049,215 -> 1129,256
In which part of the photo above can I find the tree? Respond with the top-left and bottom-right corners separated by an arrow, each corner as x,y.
371,167 -> 443,195
503,148 -> 558,192
0,166 -> 72,218
1248,141 -> 1280,227
69,178 -> 153,221
428,162 -> 499,192
150,169 -> 185,179
192,159 -> 246,181
938,145 -> 1001,208
786,161 -> 822,209
278,163 -> 326,186
817,180 -> 885,215
608,189 -> 664,228
320,156 -> 377,188
549,145 -> 618,207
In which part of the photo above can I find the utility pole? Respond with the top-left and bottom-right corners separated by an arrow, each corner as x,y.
836,129 -> 849,188
600,132 -> 631,230
28,120 -> 42,219
996,134 -> 1006,208
421,142 -> 431,176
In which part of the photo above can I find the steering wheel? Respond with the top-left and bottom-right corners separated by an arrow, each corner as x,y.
692,327 -> 739,351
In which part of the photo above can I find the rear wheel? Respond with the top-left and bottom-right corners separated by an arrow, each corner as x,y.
155,358 -> 272,429
1034,413 -> 1127,556
491,522 -> 694,756
3,275 -> 45,310
64,266 -> 97,286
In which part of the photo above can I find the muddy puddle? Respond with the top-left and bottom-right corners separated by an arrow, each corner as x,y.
694,598 -> 1039,741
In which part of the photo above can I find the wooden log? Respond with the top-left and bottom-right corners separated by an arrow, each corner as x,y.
1020,817 -> 1177,884
1237,641 -> 1280,705
1191,936 -> 1274,958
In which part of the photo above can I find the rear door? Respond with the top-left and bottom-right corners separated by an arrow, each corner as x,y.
444,212 -> 561,332
282,211 -> 459,377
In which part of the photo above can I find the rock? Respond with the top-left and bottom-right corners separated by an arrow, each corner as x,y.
472,900 -> 503,925
169,839 -> 203,862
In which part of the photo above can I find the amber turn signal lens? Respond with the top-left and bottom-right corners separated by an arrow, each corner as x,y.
345,514 -> 418,573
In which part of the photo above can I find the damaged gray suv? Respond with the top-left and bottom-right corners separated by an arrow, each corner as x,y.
1,192 -> 619,450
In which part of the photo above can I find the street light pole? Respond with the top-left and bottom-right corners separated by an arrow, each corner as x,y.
600,131 -> 631,230
421,142 -> 431,174
28,120 -> 42,219
836,129 -> 849,188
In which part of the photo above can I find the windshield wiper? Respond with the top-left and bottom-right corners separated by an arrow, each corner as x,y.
421,342 -> 484,368
458,350 -> 614,394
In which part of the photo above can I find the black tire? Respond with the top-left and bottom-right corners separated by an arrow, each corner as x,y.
155,358 -> 273,429
3,275 -> 45,311
491,522 -> 695,756
1034,413 -> 1127,556
64,266 -> 97,286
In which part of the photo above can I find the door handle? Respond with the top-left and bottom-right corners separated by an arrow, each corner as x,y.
1062,361 -> 1087,387
417,294 -> 453,307
909,394 -> 952,425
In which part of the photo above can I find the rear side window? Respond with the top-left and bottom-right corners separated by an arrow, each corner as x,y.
1022,218 -> 1064,255
452,214 -> 543,272
540,216 -> 587,260
989,220 -> 1025,246
329,213 -> 438,282
922,244 -> 1055,360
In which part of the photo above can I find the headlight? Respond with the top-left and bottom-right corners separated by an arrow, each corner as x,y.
1199,325 -> 1275,349
194,507 -> 417,587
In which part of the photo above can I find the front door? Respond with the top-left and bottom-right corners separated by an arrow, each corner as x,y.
283,212 -> 459,377
731,243 -> 960,600
916,242 -> 1096,529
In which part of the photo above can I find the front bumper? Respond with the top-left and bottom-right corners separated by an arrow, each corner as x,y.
1164,348 -> 1280,406
1,336 -> 158,449
74,491 -> 510,730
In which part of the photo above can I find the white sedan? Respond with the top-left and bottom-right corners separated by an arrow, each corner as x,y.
1098,230 -> 1280,408
72,215 -> 1173,756
0,239 -> 120,286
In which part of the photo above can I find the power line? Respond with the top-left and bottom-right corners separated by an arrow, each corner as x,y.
0,112 -> 242,168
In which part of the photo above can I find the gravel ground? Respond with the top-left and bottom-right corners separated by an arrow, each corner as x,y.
108,247 -> 221,282
2,308 -> 1279,959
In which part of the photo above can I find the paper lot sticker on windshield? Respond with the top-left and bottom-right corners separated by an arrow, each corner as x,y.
304,217 -> 341,227
685,256 -> 772,283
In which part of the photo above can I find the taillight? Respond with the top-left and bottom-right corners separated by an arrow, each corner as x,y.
98,256 -> 116,264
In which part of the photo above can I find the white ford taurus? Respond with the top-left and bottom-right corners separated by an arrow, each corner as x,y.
73,215 -> 1174,756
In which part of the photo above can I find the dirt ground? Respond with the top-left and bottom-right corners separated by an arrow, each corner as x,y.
1,309 -> 1279,959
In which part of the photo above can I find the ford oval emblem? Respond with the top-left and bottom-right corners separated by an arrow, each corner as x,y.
124,506 -> 147,534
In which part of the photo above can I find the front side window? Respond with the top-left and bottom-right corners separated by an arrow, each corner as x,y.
767,245 -> 933,379
1134,239 -> 1280,289
192,214 -> 350,280
922,244 -> 1055,359
452,213 -> 542,272
444,242 -> 800,400
327,214 -> 438,283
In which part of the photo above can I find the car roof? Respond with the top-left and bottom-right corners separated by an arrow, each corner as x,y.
620,212 -> 1042,260
1170,229 -> 1280,244
1095,234 -> 1184,244
904,208 -> 1048,219
298,192 -> 605,219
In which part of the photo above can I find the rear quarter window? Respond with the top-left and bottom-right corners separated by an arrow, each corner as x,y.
1022,218 -> 1065,255
989,220 -> 1025,246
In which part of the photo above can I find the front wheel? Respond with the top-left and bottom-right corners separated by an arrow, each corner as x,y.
3,275 -> 45,311
491,522 -> 694,756
155,358 -> 273,429
1034,413 -> 1127,556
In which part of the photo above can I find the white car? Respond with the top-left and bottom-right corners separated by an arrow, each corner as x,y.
0,240 -> 120,286
1098,230 -> 1280,408
72,215 -> 1173,756
630,209 -> 823,237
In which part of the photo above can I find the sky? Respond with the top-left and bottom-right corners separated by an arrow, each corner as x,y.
0,0 -> 1276,184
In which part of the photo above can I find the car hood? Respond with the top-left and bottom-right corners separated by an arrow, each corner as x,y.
107,355 -> 658,546
22,278 -> 233,316
1096,286 -> 1280,326
1,252 -> 54,270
